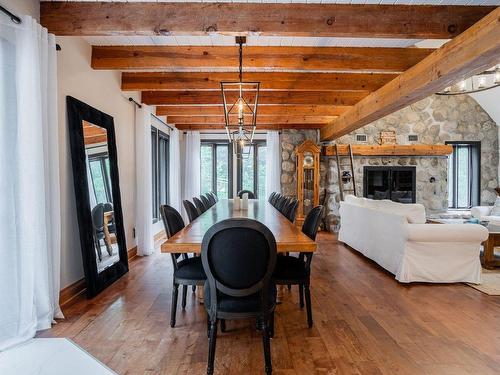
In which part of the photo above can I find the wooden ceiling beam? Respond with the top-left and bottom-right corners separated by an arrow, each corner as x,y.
320,7 -> 500,141
122,72 -> 397,92
166,115 -> 336,124
156,105 -> 351,117
40,2 -> 494,39
174,124 -> 324,131
143,90 -> 368,106
93,46 -> 433,73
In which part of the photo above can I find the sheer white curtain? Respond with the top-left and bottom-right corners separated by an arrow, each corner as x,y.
182,131 -> 201,220
265,131 -> 281,199
135,105 -> 154,256
169,127 -> 182,212
0,16 -> 62,351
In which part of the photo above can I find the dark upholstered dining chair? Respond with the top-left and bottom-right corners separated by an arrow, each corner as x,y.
268,192 -> 276,203
160,205 -> 206,328
277,196 -> 289,213
273,205 -> 324,328
183,200 -> 200,223
193,197 -> 207,214
200,195 -> 211,210
283,198 -> 299,223
201,218 -> 277,375
237,189 -> 256,199
206,193 -> 216,206
270,193 -> 281,207
209,191 -> 219,202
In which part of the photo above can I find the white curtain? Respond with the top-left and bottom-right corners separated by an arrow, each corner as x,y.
169,127 -> 182,212
265,131 -> 281,199
135,105 -> 154,256
0,16 -> 62,351
182,131 -> 201,220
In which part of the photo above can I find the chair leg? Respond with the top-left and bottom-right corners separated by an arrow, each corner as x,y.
181,285 -> 188,309
269,312 -> 275,339
299,284 -> 304,309
192,285 -> 196,292
287,284 -> 291,291
262,320 -> 273,375
207,320 -> 218,375
304,284 -> 313,328
170,283 -> 179,328
220,319 -> 226,333
207,314 -> 210,338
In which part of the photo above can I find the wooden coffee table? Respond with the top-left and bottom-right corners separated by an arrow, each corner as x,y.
482,224 -> 500,269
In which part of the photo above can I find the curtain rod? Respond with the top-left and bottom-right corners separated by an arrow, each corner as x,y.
0,5 -> 21,24
151,113 -> 175,131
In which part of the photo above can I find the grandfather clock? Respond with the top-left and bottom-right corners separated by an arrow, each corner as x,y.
295,140 -> 321,226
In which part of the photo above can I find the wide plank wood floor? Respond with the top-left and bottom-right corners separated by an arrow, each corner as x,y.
40,233 -> 500,374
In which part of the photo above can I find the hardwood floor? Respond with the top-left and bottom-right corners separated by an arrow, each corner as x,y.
40,233 -> 500,374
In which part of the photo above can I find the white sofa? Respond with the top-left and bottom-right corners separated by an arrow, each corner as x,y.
471,206 -> 500,224
339,195 -> 488,283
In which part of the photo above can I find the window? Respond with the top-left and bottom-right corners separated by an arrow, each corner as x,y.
447,141 -> 480,209
200,141 -> 232,199
237,142 -> 267,199
88,153 -> 112,204
152,127 -> 170,221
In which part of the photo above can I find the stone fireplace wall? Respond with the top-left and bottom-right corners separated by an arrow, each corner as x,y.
279,94 -> 498,232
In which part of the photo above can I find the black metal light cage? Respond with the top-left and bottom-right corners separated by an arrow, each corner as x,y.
220,37 -> 260,159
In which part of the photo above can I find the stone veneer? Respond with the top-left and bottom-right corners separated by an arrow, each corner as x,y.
280,94 -> 499,232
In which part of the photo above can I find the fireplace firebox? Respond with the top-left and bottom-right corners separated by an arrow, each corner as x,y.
363,166 -> 416,204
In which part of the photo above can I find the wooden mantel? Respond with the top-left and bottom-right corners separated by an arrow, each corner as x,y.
323,144 -> 453,157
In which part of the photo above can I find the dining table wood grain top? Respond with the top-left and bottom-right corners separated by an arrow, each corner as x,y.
161,199 -> 317,254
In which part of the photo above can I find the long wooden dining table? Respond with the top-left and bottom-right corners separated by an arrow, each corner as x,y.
161,199 -> 317,254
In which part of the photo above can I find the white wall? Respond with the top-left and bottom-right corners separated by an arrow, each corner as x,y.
57,36 -> 139,288
1,0 -> 39,20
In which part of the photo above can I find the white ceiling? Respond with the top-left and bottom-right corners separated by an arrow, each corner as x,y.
41,0 -> 500,5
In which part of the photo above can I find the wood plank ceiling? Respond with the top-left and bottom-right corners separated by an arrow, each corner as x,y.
40,2 -> 500,138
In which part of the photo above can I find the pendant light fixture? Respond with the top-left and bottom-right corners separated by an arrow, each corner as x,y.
436,65 -> 500,96
220,36 -> 260,159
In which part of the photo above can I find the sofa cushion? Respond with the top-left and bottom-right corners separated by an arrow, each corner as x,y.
360,198 -> 426,224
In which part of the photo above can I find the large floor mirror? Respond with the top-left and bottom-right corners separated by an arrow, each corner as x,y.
67,96 -> 128,297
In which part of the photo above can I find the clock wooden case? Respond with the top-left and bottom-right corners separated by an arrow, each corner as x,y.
295,140 -> 321,226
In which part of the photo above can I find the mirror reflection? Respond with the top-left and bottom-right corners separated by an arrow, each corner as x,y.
83,120 -> 120,273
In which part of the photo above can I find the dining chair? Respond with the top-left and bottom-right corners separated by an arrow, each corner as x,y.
201,218 -> 277,375
270,193 -> 281,207
183,200 -> 200,223
277,196 -> 289,213
103,202 -> 115,233
268,192 -> 276,203
206,193 -> 216,206
210,191 -> 219,202
91,203 -> 106,261
237,189 -> 256,199
200,195 -> 211,210
272,205 -> 324,328
283,198 -> 299,223
193,197 -> 207,214
160,205 -> 207,328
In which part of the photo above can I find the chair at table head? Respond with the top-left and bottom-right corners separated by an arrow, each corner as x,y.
201,218 -> 277,320
237,190 -> 256,199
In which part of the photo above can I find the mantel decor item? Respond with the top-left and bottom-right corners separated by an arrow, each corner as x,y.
296,140 -> 321,226
378,131 -> 397,145
221,36 -> 260,159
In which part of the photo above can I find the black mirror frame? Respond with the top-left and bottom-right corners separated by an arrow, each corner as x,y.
66,96 -> 129,298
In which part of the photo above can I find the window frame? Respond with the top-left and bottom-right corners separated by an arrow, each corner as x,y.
201,140 -> 233,199
236,141 -> 266,199
88,152 -> 113,204
151,127 -> 170,223
446,141 -> 481,209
